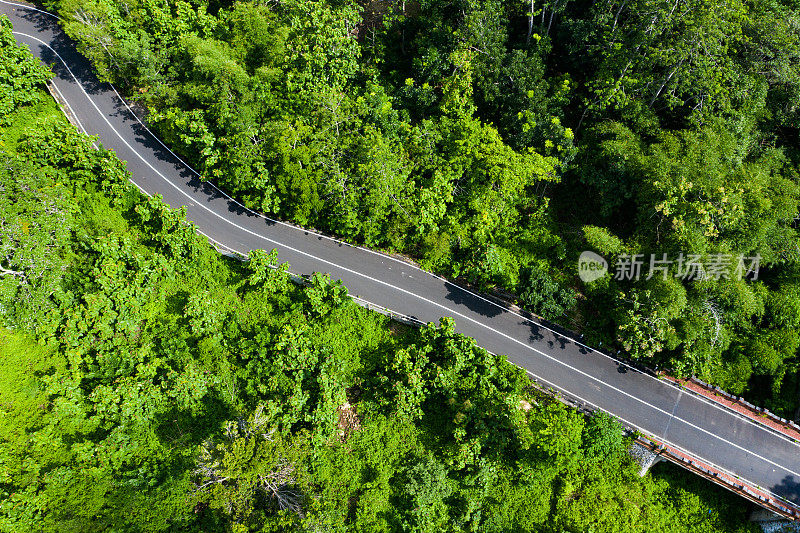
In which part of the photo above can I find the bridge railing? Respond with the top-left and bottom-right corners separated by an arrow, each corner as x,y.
635,438 -> 800,521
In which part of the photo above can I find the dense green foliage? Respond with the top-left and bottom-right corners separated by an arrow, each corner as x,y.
41,0 -> 800,415
0,23 -> 761,531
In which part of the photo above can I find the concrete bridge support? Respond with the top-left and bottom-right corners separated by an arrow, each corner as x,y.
750,509 -> 800,532
628,442 -> 664,477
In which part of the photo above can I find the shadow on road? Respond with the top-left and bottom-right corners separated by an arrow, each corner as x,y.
22,9 -> 104,96
771,475 -> 800,508
443,283 -> 503,319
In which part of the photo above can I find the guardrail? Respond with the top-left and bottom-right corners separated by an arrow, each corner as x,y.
636,438 -> 800,521
348,295 -> 427,327
285,270 -> 427,327
514,367 -> 800,522
289,263 -> 800,521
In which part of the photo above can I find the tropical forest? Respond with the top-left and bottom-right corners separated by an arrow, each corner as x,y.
0,0 -> 798,530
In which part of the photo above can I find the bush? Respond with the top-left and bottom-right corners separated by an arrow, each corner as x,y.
518,266 -> 576,320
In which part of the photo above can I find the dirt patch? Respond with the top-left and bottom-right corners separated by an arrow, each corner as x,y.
337,401 -> 361,442
387,319 -> 413,336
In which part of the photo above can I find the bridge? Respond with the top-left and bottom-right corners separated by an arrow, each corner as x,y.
2,0 -> 799,521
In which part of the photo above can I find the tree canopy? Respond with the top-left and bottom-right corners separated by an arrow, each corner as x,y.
1,1 -> 797,529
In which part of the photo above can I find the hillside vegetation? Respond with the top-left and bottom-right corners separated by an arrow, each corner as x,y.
41,0 -> 800,415
0,16 -> 762,532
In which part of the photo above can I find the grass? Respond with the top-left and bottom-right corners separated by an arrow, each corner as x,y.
0,89 -> 63,153
0,328 -> 63,437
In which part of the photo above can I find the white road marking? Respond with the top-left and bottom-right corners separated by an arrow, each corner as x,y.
6,11 -> 800,507
48,80 -> 88,135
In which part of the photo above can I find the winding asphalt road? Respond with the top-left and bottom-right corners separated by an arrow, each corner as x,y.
3,0 -> 799,512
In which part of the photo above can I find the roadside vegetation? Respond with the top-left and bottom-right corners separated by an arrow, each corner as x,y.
0,17 -> 761,531
38,0 -> 800,417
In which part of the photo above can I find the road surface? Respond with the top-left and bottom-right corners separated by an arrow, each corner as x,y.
3,0 -> 799,511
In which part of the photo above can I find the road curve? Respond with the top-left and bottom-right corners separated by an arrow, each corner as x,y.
3,0 -> 800,510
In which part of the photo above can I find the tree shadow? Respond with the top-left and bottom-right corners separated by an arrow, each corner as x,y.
443,283 -> 503,319
527,320 -> 546,343
155,391 -> 236,454
19,10 -> 106,95
770,474 -> 800,509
